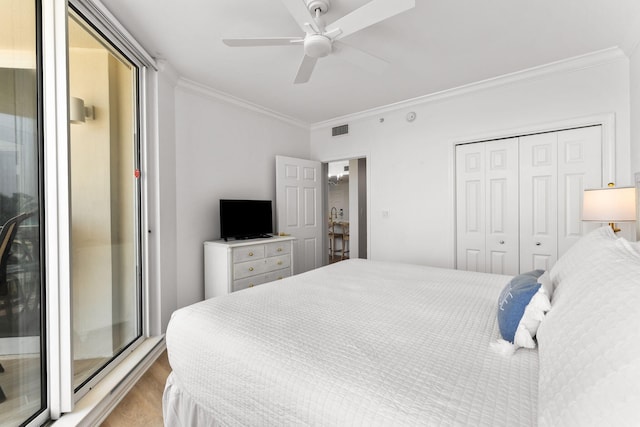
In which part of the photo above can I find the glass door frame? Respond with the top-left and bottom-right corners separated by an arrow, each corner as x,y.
41,0 -> 157,419
67,4 -> 144,399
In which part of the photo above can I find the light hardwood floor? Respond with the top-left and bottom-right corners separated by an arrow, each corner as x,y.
100,350 -> 170,427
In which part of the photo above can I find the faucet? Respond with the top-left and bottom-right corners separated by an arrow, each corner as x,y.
330,207 -> 337,219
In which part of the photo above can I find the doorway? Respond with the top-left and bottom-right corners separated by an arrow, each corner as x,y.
326,158 -> 367,264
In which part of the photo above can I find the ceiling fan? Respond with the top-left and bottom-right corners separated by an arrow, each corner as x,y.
222,0 -> 415,84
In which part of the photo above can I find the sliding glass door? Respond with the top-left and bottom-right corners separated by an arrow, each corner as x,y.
67,9 -> 142,392
0,0 -> 46,425
1,1 -> 148,422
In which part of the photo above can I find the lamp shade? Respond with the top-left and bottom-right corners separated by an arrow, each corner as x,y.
70,96 -> 85,124
582,187 -> 637,222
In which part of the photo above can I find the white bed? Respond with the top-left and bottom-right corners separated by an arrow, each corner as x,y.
163,227 -> 640,426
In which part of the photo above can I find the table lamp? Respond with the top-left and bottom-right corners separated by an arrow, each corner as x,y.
582,184 -> 637,232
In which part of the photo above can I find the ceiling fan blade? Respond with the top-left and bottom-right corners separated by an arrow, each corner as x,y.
223,37 -> 302,47
280,0 -> 320,34
326,0 -> 415,41
294,55 -> 318,84
333,41 -> 389,75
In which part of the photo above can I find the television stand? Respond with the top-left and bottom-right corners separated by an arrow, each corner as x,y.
204,236 -> 296,298
225,234 -> 273,241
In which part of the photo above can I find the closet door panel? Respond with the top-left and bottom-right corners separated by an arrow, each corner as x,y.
485,139 -> 519,275
520,133 -> 558,273
456,144 -> 486,272
557,126 -> 602,257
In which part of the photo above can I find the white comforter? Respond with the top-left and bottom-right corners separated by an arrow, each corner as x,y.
164,259 -> 538,426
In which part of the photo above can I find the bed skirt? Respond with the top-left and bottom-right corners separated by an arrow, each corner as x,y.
163,372 -> 223,427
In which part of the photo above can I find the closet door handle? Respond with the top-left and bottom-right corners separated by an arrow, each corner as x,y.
535,242 -> 541,246
499,240 -> 504,245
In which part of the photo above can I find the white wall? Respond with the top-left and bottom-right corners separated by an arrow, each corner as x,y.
629,43 -> 640,239
630,45 -> 640,176
149,62 -> 179,334
348,159 -> 359,258
310,56 -> 632,268
174,84 -> 310,308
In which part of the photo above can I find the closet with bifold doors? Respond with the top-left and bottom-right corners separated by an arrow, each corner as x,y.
456,125 -> 602,276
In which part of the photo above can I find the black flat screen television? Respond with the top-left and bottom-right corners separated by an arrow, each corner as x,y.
220,199 -> 273,240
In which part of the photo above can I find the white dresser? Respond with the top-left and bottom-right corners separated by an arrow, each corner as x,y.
204,236 -> 296,298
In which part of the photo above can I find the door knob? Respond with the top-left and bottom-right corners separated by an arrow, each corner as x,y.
535,242 -> 541,246
499,240 -> 505,245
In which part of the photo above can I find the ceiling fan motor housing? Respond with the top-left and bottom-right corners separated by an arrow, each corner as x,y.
305,34 -> 332,57
306,0 -> 330,15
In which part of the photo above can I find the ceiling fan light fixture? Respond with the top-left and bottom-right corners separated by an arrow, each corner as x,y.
304,34 -> 332,58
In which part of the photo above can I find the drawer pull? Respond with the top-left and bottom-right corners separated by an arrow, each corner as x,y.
248,252 -> 254,256
278,276 -> 283,280
277,248 -> 283,252
277,261 -> 283,265
249,267 -> 254,272
249,283 -> 254,287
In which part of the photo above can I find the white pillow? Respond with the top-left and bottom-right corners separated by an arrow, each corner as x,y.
549,226 -> 617,289
537,236 -> 640,426
537,270 -> 554,301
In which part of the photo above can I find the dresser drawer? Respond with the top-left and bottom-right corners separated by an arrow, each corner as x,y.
264,268 -> 291,282
233,258 -> 267,279
232,275 -> 269,292
265,241 -> 291,257
233,245 -> 265,263
265,254 -> 290,272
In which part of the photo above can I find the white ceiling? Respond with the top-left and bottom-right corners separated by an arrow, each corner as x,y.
97,0 -> 640,125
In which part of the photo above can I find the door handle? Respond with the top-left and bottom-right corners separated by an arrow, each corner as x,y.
499,240 -> 504,245
536,242 -> 541,246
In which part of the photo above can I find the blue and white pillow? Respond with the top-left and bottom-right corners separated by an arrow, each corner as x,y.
496,270 -> 551,351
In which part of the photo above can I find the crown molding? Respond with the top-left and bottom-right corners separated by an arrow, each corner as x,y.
310,47 -> 627,130
620,11 -> 640,56
155,59 -> 179,85
176,78 -> 310,130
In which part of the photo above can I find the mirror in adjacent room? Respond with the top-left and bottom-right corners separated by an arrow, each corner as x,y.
326,158 -> 367,264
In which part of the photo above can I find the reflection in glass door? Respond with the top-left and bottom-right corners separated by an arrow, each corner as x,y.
0,0 -> 46,425
68,10 -> 142,391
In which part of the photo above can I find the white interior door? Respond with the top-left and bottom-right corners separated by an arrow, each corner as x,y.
519,132 -> 558,272
556,126 -> 602,257
456,143 -> 486,272
456,140 -> 519,274
276,155 -> 322,274
485,139 -> 519,275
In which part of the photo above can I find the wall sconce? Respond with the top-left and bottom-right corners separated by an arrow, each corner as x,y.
70,96 -> 95,124
582,184 -> 637,232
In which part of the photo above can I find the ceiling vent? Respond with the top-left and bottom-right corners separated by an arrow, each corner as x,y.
332,124 -> 348,137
